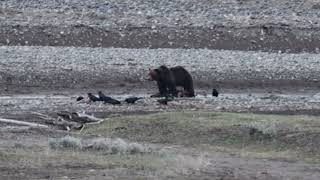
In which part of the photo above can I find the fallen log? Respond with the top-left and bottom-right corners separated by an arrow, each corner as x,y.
32,112 -> 82,131
57,111 -> 103,124
79,118 -> 107,133
75,112 -> 104,122
0,118 -> 48,128
30,111 -> 104,131
55,117 -> 83,131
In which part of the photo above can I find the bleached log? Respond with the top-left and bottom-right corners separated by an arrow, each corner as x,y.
78,118 -> 107,133
57,111 -> 103,123
30,112 -> 80,131
75,112 -> 103,122
31,111 -> 102,131
0,118 -> 48,128
31,112 -> 55,120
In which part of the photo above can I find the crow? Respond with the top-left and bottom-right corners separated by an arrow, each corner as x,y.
212,89 -> 219,97
98,91 -> 121,105
87,93 -> 100,102
125,97 -> 143,104
104,98 -> 121,105
98,91 -> 112,101
76,96 -> 84,101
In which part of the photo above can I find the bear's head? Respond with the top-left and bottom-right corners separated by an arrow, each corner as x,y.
147,68 -> 160,81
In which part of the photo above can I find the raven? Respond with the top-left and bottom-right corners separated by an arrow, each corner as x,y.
76,96 -> 84,101
212,89 -> 219,97
87,93 -> 100,102
125,97 -> 143,104
98,91 -> 121,105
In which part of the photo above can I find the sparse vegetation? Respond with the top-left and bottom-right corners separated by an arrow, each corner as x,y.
83,111 -> 320,161
49,136 -> 82,150
0,138 -> 212,179
49,136 -> 153,154
2,111 -> 320,179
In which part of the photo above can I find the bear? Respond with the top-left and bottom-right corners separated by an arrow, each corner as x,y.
148,65 -> 195,98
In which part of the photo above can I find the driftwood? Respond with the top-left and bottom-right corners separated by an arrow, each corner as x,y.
76,112 -> 104,122
32,112 -> 81,131
57,111 -> 103,124
31,111 -> 103,131
54,118 -> 83,131
79,117 -> 108,133
0,118 -> 48,128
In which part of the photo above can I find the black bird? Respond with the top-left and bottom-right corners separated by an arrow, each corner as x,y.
76,96 -> 84,101
125,97 -> 143,104
212,89 -> 219,97
157,96 -> 174,105
98,91 -> 121,105
249,128 -> 258,136
98,91 -> 112,101
104,98 -> 121,105
87,93 -> 100,102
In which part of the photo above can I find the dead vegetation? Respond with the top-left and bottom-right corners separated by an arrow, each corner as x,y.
49,136 -> 153,154
1,111 -> 320,179
0,135 -> 213,179
0,111 -> 104,131
83,111 -> 320,162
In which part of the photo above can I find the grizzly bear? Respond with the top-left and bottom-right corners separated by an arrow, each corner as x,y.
148,65 -> 195,98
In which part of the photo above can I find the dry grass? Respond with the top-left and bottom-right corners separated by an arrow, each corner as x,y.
1,111 -> 320,179
49,136 -> 153,154
82,111 -> 320,161
0,139 -> 212,179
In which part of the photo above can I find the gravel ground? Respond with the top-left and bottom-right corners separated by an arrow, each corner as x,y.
1,90 -> 320,124
1,0 -> 320,52
1,0 -> 320,28
0,46 -> 320,92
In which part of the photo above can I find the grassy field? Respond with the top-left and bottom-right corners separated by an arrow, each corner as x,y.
2,111 -> 320,179
83,111 -> 320,162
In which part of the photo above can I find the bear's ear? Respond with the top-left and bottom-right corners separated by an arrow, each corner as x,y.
154,69 -> 160,73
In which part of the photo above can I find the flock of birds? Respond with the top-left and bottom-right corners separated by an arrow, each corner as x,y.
76,91 -> 143,105
77,89 -> 219,106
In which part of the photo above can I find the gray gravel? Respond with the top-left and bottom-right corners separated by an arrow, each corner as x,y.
1,90 -> 320,120
1,0 -> 320,28
2,45 -> 319,117
1,46 -> 320,90
2,0 -> 320,53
